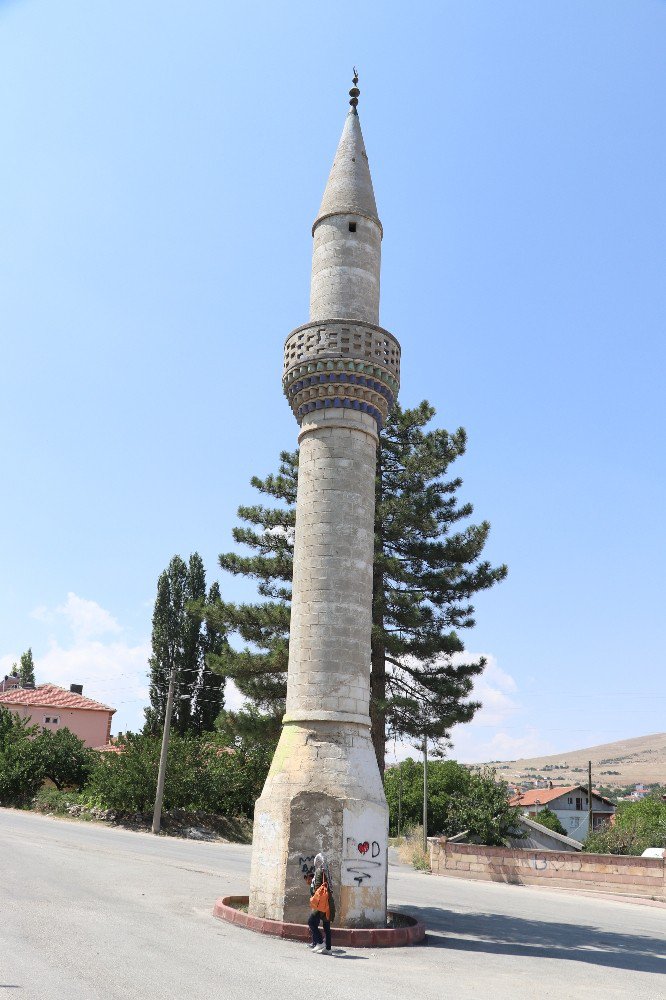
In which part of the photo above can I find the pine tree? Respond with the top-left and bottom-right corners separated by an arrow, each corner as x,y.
206,453 -> 296,747
371,402 -> 507,771
145,554 -> 225,736
18,648 -> 35,687
206,404 -> 507,769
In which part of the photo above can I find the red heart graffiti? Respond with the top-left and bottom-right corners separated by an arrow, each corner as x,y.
358,841 -> 370,855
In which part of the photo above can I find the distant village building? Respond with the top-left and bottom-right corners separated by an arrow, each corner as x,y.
0,682 -> 115,748
510,784 -> 615,842
617,783 -> 652,802
0,674 -> 23,693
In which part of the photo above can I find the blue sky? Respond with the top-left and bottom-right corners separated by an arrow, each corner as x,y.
1,1 -> 664,761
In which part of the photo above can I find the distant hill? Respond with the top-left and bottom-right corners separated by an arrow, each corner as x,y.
480,732 -> 666,790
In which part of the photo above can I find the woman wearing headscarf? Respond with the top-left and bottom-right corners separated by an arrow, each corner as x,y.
306,852 -> 336,954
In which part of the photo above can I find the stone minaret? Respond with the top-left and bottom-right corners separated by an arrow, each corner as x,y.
249,76 -> 400,928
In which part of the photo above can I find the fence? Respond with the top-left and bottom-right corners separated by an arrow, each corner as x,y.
428,839 -> 665,901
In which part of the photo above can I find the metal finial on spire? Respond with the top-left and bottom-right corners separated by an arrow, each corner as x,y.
349,67 -> 360,112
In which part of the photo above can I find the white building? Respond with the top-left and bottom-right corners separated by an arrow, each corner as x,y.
510,784 -> 615,842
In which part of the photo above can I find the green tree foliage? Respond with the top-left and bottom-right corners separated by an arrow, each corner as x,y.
206,403 -> 507,769
532,807 -> 567,837
584,797 -> 666,856
19,648 -> 35,687
0,707 -> 42,805
34,728 -> 95,791
0,710 -> 96,803
373,404 -> 507,770
145,554 -> 226,736
384,758 -> 521,846
207,451 -> 297,746
87,733 -> 271,816
194,581 -> 226,733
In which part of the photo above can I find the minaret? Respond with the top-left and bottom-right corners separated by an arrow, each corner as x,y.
249,75 -> 400,928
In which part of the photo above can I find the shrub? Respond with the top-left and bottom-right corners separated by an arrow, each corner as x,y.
585,797 -> 666,856
385,759 -> 522,846
0,707 -> 43,806
86,733 -> 272,815
34,728 -> 95,791
202,741 -> 273,817
533,807 -> 567,837
86,733 -> 164,812
33,787 -> 85,814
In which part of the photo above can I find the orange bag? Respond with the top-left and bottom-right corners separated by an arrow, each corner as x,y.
310,875 -> 331,920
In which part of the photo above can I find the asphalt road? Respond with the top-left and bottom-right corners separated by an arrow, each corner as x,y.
1,810 -> 664,1000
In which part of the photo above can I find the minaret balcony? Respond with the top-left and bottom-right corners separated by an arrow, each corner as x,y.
283,319 -> 400,429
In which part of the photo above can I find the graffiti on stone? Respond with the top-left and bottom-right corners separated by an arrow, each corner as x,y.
343,837 -> 382,885
341,805 -> 387,888
298,854 -> 316,876
531,852 -> 581,873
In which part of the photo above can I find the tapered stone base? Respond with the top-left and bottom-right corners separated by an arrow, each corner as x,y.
249,720 -> 388,927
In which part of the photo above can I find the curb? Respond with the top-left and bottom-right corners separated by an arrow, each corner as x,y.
213,896 -> 426,947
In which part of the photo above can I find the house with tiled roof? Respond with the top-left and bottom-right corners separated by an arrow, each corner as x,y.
509,784 -> 615,842
0,681 -> 115,748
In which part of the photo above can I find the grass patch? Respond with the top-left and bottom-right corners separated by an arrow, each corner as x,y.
33,787 -> 85,815
398,826 -> 431,871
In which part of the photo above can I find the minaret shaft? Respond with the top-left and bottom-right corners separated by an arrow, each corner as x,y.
249,95 -> 400,929
310,214 -> 381,325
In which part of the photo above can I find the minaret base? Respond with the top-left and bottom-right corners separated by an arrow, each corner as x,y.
248,719 -> 388,928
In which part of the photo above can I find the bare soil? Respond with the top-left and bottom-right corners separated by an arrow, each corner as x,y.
483,731 -> 666,789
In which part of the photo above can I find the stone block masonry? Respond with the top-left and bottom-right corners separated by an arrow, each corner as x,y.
429,840 -> 666,901
248,86 -> 399,928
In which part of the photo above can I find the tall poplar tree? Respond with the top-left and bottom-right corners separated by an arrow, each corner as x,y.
18,649 -> 35,687
206,403 -> 507,770
145,554 -> 226,736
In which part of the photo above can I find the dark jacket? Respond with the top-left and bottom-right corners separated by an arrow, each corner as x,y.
310,868 -> 336,923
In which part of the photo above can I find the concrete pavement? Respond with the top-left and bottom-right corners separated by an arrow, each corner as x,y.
0,809 -> 664,999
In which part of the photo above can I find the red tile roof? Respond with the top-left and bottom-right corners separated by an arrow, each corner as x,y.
510,785 -> 578,807
510,784 -> 614,808
0,683 -> 114,713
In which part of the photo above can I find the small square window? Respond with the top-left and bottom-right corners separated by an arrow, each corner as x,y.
348,222 -> 356,233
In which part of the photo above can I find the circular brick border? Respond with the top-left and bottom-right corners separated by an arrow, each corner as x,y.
213,896 -> 425,948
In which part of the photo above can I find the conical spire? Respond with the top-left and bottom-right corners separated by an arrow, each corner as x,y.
312,76 -> 381,236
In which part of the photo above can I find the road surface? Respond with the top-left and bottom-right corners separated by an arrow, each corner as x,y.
0,809 -> 664,999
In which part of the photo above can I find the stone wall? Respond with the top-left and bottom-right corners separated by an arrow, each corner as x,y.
428,839 -> 666,901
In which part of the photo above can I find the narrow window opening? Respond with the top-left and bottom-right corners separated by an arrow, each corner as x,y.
348,222 -> 356,233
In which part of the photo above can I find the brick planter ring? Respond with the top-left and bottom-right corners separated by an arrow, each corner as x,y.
213,896 -> 426,947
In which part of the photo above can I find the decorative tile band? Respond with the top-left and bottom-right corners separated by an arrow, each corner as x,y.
283,327 -> 400,430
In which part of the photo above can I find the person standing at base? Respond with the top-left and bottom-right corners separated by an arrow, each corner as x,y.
307,852 -> 335,954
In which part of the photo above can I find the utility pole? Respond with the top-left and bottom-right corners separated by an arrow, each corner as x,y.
422,726 -> 428,855
397,764 -> 402,839
152,658 -> 176,835
588,759 -> 593,839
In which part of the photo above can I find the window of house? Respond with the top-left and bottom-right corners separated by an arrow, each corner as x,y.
43,715 -> 60,725
567,797 -> 573,804
576,797 -> 583,811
